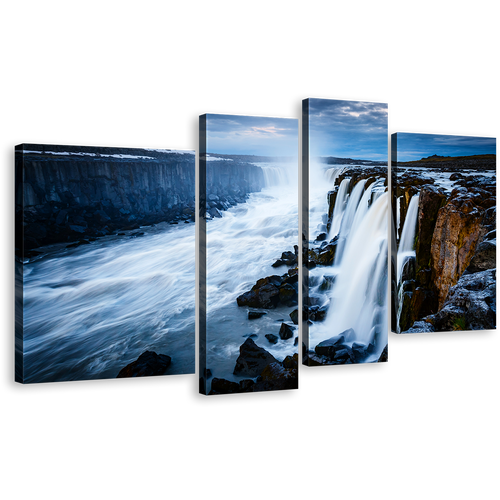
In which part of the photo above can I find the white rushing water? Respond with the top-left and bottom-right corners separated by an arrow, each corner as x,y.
24,159 -> 388,381
206,162 -> 298,380
22,222 -> 196,382
309,164 -> 388,357
397,194 -> 420,283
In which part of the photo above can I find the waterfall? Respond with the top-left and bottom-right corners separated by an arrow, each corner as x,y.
397,194 -> 419,283
325,167 -> 345,184
329,178 -> 350,238
311,190 -> 388,353
258,164 -> 290,187
334,179 -> 367,262
395,193 -> 419,332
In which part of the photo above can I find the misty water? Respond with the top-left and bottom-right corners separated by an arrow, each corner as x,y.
22,222 -> 196,383
23,159 -> 389,382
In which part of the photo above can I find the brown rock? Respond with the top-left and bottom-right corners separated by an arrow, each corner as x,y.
415,186 -> 447,271
430,199 -> 484,308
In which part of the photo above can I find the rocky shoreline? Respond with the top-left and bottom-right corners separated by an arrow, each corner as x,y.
395,157 -> 496,333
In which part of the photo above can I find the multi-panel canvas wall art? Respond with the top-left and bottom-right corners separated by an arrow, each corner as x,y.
199,114 -> 299,395
392,133 -> 496,333
302,98 -> 389,366
15,144 -> 196,383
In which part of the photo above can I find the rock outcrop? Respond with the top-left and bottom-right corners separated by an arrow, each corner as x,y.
236,268 -> 298,309
428,269 -> 496,331
398,163 -> 498,333
117,351 -> 171,378
430,197 -> 484,308
233,338 -> 278,377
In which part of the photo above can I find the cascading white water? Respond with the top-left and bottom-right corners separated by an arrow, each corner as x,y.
24,160 -> 387,382
395,193 -> 420,332
256,163 -> 291,187
334,179 -> 367,263
310,190 -> 388,353
325,166 -> 345,184
397,194 -> 420,283
329,178 -> 350,238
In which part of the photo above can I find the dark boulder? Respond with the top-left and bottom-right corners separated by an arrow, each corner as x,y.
117,351 -> 171,378
248,311 -> 266,320
278,283 -> 298,306
209,377 -> 259,395
279,322 -> 294,340
281,251 -> 297,266
233,338 -> 278,377
236,276 -> 281,309
282,354 -> 298,370
265,333 -> 279,344
465,238 -> 496,274
209,378 -> 241,395
252,357 -> 298,392
314,333 -> 348,358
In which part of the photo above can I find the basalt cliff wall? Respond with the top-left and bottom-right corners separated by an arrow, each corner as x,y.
16,145 -> 266,254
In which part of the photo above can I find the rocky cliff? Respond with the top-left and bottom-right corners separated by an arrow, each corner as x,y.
395,157 -> 496,332
16,146 -> 268,255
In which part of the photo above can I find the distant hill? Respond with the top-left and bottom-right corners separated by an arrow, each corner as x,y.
317,156 -> 387,166
403,154 -> 496,164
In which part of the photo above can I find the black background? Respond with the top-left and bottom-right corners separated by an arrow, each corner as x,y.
9,62 -> 499,443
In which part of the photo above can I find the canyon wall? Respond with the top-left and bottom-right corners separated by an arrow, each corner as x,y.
16,145 -> 266,253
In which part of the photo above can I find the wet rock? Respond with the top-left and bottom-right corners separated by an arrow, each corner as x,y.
239,379 -> 255,392
233,338 -> 277,377
236,276 -> 281,309
281,250 -> 297,266
290,309 -> 299,324
248,311 -> 266,320
265,333 -> 279,344
319,275 -> 336,291
429,269 -> 496,331
308,239 -> 338,266
401,255 -> 416,282
294,337 -> 299,346
303,351 -> 330,366
279,322 -> 294,340
117,351 -> 171,378
316,232 -> 327,241
401,320 -> 436,333
253,357 -> 298,392
278,283 -> 298,306
204,368 -> 212,379
281,355 -> 297,370
314,333 -> 347,357
209,378 -> 241,395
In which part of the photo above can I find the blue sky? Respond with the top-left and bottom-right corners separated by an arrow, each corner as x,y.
395,133 -> 496,162
205,114 -> 298,156
308,98 -> 388,161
